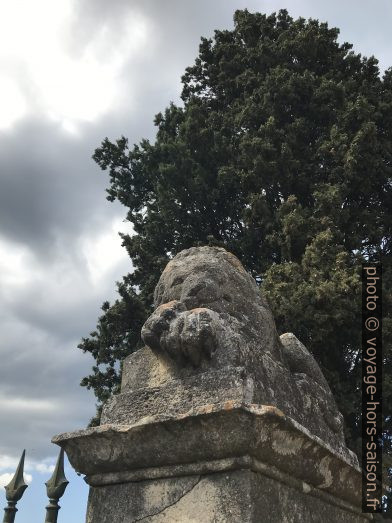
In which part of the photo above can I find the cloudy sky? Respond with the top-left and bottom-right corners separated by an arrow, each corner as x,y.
0,0 -> 391,520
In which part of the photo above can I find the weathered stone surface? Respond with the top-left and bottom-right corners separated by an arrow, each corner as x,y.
142,246 -> 283,368
118,246 -> 346,451
103,346 -> 347,455
102,366 -> 254,425
86,470 -> 370,523
53,246 -> 366,522
54,405 -> 360,506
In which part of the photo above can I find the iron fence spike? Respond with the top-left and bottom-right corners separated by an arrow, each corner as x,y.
4,450 -> 28,502
45,448 -> 69,498
44,449 -> 69,523
3,450 -> 28,523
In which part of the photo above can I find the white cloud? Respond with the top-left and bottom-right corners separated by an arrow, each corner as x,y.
0,454 -> 19,470
0,452 -> 64,486
0,236 -> 34,288
0,0 -> 149,133
35,462 -> 55,475
81,217 -> 133,284
0,76 -> 28,130
0,472 -> 32,488
0,454 -> 61,480
0,397 -> 56,413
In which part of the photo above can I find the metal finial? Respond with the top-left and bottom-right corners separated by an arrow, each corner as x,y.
3,450 -> 28,523
4,450 -> 28,502
44,449 -> 69,523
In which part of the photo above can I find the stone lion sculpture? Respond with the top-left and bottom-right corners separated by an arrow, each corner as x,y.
140,246 -> 346,449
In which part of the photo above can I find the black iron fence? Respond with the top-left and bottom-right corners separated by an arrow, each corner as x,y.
2,449 -> 68,523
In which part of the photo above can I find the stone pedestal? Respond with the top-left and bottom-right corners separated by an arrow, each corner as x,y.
54,247 -> 370,522
54,397 -> 368,522
86,470 -> 367,523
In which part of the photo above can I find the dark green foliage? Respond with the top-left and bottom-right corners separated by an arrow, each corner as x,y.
79,9 -> 391,505
78,281 -> 147,426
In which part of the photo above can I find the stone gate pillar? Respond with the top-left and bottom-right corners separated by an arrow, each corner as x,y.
54,247 -> 370,522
